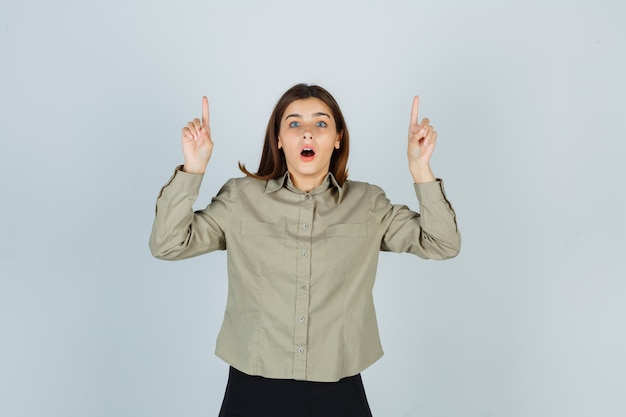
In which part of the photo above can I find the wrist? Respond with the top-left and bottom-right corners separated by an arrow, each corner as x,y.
409,160 -> 435,183
182,164 -> 206,175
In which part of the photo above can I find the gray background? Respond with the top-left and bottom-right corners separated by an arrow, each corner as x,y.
1,0 -> 625,416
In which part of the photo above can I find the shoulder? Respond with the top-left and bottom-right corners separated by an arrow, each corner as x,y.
220,176 -> 266,190
341,180 -> 390,210
211,176 -> 267,207
343,179 -> 386,196
218,176 -> 271,200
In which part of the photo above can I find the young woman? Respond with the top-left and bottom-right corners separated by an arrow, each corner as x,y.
149,84 -> 461,417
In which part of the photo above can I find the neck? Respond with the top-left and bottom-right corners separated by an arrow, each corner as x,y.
290,172 -> 328,193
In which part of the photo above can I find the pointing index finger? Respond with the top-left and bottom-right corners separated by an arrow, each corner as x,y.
202,96 -> 210,130
410,95 -> 420,126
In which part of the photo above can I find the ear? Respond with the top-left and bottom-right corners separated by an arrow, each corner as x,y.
277,136 -> 283,149
335,130 -> 343,149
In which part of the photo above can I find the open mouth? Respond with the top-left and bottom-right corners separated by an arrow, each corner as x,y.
301,148 -> 315,157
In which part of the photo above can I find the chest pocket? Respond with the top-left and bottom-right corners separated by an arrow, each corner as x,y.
241,221 -> 286,271
325,223 -> 368,272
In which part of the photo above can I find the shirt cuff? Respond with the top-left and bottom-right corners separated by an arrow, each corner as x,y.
413,178 -> 448,202
161,165 -> 205,196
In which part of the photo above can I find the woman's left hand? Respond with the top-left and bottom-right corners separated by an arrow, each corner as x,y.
407,96 -> 437,183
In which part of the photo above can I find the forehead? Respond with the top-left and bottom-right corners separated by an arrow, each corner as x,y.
283,98 -> 333,118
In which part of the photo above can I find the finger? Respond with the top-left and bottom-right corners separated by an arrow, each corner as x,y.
410,96 -> 420,126
409,119 -> 427,138
192,118 -> 202,132
182,127 -> 194,140
187,121 -> 199,137
427,131 -> 438,147
424,128 -> 437,146
202,96 -> 210,131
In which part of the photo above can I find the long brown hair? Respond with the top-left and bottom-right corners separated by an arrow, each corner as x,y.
239,83 -> 350,185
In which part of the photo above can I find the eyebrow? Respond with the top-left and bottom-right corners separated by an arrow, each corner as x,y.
285,112 -> 331,119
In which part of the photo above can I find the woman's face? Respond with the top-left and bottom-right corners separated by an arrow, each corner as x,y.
278,98 -> 341,191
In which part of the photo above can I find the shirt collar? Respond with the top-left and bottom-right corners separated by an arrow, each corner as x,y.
264,171 -> 344,202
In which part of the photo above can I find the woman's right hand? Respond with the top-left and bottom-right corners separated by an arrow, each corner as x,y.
181,96 -> 214,174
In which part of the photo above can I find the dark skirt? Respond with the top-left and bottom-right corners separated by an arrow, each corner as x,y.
218,366 -> 373,417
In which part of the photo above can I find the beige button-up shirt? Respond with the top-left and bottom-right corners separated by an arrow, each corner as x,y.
149,167 -> 460,382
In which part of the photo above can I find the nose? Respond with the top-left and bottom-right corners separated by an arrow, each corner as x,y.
302,127 -> 314,140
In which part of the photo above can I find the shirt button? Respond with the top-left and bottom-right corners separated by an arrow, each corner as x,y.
297,347 -> 304,353
300,285 -> 307,290
302,223 -> 309,230
299,316 -> 305,323
301,251 -> 308,257
304,195 -> 310,200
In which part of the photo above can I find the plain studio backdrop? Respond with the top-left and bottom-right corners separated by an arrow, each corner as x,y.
1,0 -> 624,416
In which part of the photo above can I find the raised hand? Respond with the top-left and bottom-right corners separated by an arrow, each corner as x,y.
407,96 -> 436,183
181,96 -> 214,174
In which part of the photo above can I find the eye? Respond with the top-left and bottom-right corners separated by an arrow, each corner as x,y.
289,121 -> 301,128
315,121 -> 327,128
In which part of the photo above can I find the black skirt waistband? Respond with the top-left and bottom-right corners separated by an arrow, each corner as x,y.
218,366 -> 373,417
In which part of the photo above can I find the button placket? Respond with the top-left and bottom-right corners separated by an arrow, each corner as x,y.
293,193 -> 314,379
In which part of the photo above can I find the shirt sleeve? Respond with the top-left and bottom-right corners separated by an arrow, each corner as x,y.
148,166 -> 235,260
376,179 -> 461,259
